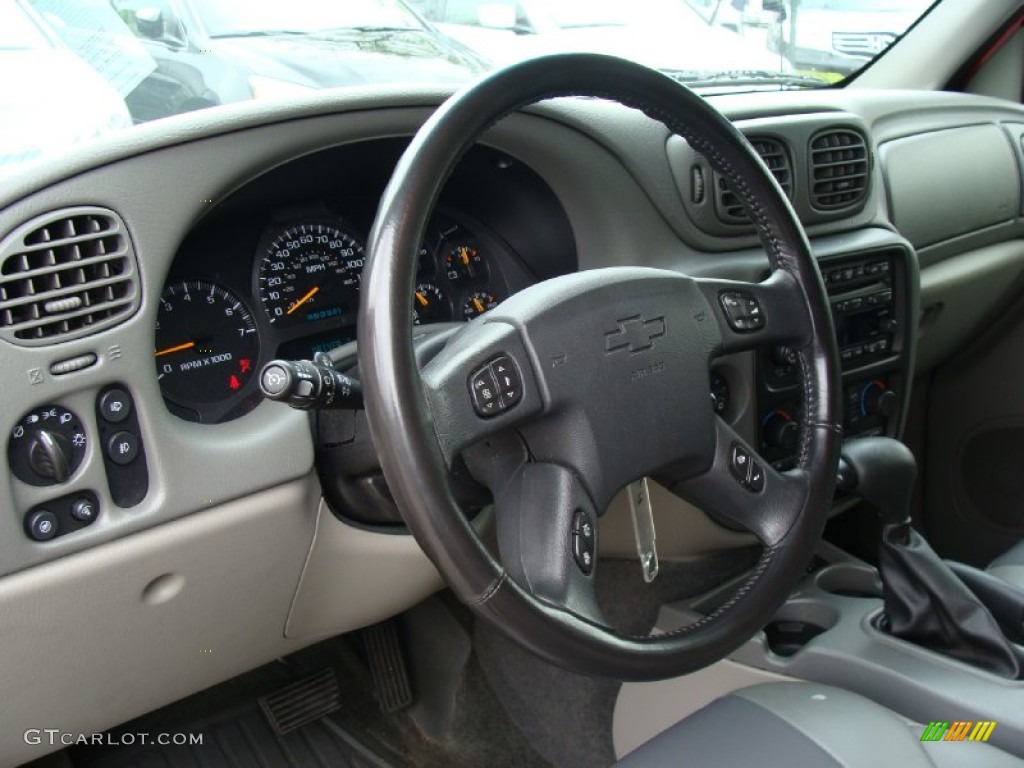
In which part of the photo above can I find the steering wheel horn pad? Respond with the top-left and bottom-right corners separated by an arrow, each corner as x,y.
359,53 -> 841,681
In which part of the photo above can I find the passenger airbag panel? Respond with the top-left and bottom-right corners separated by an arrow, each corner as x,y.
881,125 -> 1018,249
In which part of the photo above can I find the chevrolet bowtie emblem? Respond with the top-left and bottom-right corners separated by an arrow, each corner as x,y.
604,315 -> 666,354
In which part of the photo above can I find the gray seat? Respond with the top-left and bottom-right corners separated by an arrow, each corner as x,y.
617,682 -> 1023,767
989,541 -> 1024,589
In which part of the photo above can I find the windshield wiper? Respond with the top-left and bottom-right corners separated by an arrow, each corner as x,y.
662,69 -> 832,89
209,29 -> 308,39
346,25 -> 421,33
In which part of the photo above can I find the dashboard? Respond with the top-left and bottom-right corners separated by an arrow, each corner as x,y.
155,140 -> 575,423
2,72 -> 1024,764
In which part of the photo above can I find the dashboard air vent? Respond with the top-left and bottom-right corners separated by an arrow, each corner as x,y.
0,207 -> 140,346
715,137 -> 792,224
809,129 -> 869,210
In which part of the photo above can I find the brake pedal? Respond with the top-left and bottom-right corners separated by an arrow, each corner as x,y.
363,619 -> 413,714
259,667 -> 341,736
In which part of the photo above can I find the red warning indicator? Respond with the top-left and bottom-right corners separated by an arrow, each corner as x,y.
239,358 -> 252,374
228,374 -> 241,391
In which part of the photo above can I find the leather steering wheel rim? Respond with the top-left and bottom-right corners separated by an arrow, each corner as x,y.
358,53 -> 841,682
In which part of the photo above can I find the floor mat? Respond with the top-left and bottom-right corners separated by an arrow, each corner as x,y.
73,705 -> 391,768
69,615 -> 549,768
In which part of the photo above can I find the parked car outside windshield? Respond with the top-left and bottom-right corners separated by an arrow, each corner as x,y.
408,0 -> 792,80
769,0 -> 935,75
0,0 -> 132,175
1,0 -> 938,174
31,0 -> 488,124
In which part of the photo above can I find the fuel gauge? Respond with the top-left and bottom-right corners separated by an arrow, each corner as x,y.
445,245 -> 486,283
462,290 -> 499,320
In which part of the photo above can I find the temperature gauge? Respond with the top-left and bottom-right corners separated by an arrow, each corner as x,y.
413,282 -> 447,325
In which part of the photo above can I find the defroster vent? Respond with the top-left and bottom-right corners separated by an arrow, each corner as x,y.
809,129 -> 869,210
0,207 -> 140,345
716,137 -> 792,224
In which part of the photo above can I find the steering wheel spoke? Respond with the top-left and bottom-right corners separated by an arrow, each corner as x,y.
419,320 -> 544,465
492,462 -> 609,628
696,271 -> 814,357
667,418 -> 810,548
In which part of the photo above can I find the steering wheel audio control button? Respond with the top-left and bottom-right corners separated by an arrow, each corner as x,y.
571,508 -> 596,575
469,366 -> 501,417
26,510 -> 58,541
719,291 -> 765,332
468,354 -> 524,417
491,356 -> 522,408
106,431 -> 140,466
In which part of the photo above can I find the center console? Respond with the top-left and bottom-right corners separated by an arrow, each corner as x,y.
757,240 -> 916,470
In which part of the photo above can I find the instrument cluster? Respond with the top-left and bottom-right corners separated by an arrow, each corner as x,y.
155,208 -> 521,423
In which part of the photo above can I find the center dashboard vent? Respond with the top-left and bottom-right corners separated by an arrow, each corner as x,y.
809,129 -> 869,210
0,207 -> 140,346
715,136 -> 792,224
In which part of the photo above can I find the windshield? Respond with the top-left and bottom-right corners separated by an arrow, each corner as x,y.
196,0 -> 424,38
0,1 -> 51,49
537,0 -> 697,29
1,0 -> 939,176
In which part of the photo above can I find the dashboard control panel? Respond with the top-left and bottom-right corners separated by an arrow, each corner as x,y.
757,246 -> 912,469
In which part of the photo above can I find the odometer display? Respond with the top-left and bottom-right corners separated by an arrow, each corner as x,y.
258,222 -> 365,328
155,280 -> 260,421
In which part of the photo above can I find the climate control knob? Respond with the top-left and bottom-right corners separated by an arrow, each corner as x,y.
762,410 -> 799,452
861,381 -> 898,418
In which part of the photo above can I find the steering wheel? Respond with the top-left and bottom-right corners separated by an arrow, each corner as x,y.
358,53 -> 841,682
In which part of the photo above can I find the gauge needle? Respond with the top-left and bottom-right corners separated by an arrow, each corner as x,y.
155,341 -> 196,357
415,291 -> 429,307
287,286 -> 319,315
473,297 -> 485,314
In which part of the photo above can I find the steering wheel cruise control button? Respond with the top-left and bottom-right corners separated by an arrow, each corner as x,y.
719,291 -> 765,332
468,354 -> 524,418
571,508 -> 596,575
747,461 -> 766,493
26,509 -> 58,541
730,442 -> 765,493
730,443 -> 751,483
106,431 -> 139,466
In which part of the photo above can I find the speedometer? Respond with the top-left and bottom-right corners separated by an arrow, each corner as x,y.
257,221 -> 365,328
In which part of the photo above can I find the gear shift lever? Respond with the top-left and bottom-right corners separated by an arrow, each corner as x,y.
837,438 -> 915,530
838,437 -> 1021,678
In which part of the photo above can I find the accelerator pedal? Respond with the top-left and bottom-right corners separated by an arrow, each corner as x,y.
363,619 -> 413,713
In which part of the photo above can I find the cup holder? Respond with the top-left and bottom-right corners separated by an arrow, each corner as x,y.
763,600 -> 838,657
814,563 -> 883,598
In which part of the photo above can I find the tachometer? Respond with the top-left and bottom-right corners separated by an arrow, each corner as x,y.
155,280 -> 260,421
258,221 -> 365,328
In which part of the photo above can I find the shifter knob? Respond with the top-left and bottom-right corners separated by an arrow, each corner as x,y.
837,437 -> 916,527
